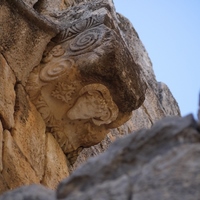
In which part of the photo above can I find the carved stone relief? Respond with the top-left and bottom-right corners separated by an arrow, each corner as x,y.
52,15 -> 105,43
26,7 -> 147,165
26,46 -> 119,163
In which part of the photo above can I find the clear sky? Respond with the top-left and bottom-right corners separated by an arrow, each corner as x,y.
113,0 -> 200,118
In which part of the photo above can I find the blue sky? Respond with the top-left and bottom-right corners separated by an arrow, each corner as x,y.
113,0 -> 200,118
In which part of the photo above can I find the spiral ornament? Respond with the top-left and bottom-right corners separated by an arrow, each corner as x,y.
69,27 -> 104,55
39,59 -> 74,82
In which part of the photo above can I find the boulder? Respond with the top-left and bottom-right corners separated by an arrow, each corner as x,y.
0,185 -> 55,200
57,114 -> 200,200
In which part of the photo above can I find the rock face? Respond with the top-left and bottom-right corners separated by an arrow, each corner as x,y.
0,0 -> 180,194
56,114 -> 200,200
0,185 -> 55,200
1,114 -> 200,200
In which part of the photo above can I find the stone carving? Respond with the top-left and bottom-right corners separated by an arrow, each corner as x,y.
0,0 -> 181,193
26,59 -> 119,164
69,27 -> 103,55
25,6 -> 147,165
42,45 -> 65,63
52,16 -> 103,43
51,81 -> 77,103
67,84 -> 119,126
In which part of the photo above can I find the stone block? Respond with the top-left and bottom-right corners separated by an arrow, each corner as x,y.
42,133 -> 69,189
0,185 -> 55,200
24,5 -> 147,164
0,54 -> 16,129
2,130 -> 40,189
0,174 -> 9,195
0,0 -> 58,84
12,84 -> 46,181
0,121 -> 3,172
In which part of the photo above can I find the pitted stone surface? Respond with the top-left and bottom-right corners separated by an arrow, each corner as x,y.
2,130 -> 40,190
42,133 -> 69,189
57,115 -> 200,200
1,115 -> 199,199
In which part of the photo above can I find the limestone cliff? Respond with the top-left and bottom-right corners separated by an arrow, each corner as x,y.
0,0 -> 180,193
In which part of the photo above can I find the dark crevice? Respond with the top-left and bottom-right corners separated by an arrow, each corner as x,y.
33,0 -> 43,13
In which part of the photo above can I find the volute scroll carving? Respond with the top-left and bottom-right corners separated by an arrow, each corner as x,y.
25,3 -> 147,165
69,27 -> 103,54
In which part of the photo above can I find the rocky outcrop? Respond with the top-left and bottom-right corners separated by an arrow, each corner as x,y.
72,13 -> 180,169
1,114 -> 200,200
0,0 -> 180,193
57,114 -> 200,200
0,185 -> 55,200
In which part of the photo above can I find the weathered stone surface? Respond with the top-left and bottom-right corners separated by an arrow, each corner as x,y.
0,185 -> 55,200
0,122 -> 9,194
0,0 -> 58,84
0,121 -> 3,172
116,12 -> 180,120
0,54 -> 16,129
33,0 -> 68,14
23,0 -> 38,7
0,174 -> 9,195
12,84 -> 46,181
72,7 -> 180,168
25,0 -> 147,165
2,130 -> 40,190
42,133 -> 69,189
1,114 -> 199,199
57,115 -> 200,200
0,122 -> 8,194
0,0 -> 181,194
157,82 -> 181,116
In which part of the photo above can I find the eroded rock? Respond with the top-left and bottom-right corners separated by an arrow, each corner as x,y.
0,0 -> 58,84
42,133 -> 69,189
25,0 -> 147,164
57,115 -> 200,200
0,114 -> 199,199
0,185 -> 55,200
0,174 -> 9,195
2,130 -> 40,190
12,85 -> 46,181
0,121 -> 3,172
72,7 -> 180,168
0,54 -> 16,129
0,0 -> 181,194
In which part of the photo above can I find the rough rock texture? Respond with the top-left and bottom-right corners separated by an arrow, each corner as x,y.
0,185 -> 55,200
42,133 -> 69,188
72,12 -> 180,168
0,0 -> 58,85
2,130 -> 40,189
13,84 -> 46,181
0,54 -> 16,129
1,114 -> 200,199
0,122 -> 3,172
0,0 -> 180,194
57,114 -> 200,200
